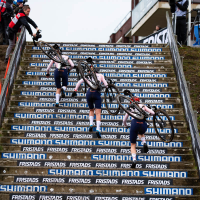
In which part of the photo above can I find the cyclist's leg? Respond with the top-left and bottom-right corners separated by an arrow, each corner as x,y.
94,91 -> 102,133
86,89 -> 95,130
130,119 -> 139,162
54,68 -> 62,104
61,69 -> 68,96
137,120 -> 148,153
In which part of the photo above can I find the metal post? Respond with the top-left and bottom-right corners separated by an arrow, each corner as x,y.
194,110 -> 198,123
1,78 -> 5,86
180,56 -> 184,66
188,0 -> 191,46
186,81 -> 190,93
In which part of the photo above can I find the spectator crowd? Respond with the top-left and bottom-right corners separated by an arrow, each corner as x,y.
0,0 -> 39,64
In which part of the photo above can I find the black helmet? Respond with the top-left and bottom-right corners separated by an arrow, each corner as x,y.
53,44 -> 60,50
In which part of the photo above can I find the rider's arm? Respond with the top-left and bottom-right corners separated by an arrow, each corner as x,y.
101,74 -> 108,87
74,79 -> 84,91
68,59 -> 74,70
123,113 -> 129,127
143,105 -> 155,115
47,60 -> 54,74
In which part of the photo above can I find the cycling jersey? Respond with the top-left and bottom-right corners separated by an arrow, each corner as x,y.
47,55 -> 74,74
123,104 -> 155,126
123,104 -> 155,144
47,55 -> 74,89
75,73 -> 108,110
74,73 -> 108,91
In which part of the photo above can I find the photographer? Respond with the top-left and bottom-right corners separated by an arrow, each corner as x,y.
5,5 -> 39,63
175,0 -> 188,45
13,0 -> 23,15
0,0 -> 14,45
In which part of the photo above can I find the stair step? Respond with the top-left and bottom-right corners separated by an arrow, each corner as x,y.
0,159 -> 195,169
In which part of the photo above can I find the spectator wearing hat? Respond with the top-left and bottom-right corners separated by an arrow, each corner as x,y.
0,0 -> 14,44
13,0 -> 23,15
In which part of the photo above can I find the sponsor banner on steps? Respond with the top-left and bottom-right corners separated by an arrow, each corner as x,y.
0,185 -> 47,192
17,161 -> 170,169
31,54 -> 165,60
91,155 -> 181,162
10,139 -> 182,148
14,113 -> 175,121
20,91 -> 170,99
37,43 -> 152,47
20,92 -> 171,100
2,153 -> 46,159
17,102 -> 174,109
38,80 -> 169,88
32,45 -> 163,51
145,188 -> 192,195
14,176 -> 173,185
26,119 -> 166,128
23,132 -> 164,141
31,51 -> 155,56
20,146 -> 168,154
22,81 -> 167,92
32,66 -> 159,73
11,125 -> 178,134
10,194 -> 176,200
48,169 -> 187,177
25,71 -> 167,78
42,59 -> 155,64
29,63 -> 158,68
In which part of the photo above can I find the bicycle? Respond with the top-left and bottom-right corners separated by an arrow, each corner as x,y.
116,89 -> 174,143
76,57 -> 120,115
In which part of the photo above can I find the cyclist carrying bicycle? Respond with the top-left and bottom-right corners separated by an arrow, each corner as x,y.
123,97 -> 155,168
46,44 -> 74,107
72,66 -> 108,138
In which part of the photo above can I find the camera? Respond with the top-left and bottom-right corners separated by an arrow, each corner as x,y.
22,0 -> 28,5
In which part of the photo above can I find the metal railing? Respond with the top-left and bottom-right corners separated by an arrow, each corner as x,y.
0,27 -> 26,126
166,11 -> 200,178
114,11 -> 131,33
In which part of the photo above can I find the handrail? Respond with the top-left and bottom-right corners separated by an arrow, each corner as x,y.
0,27 -> 26,126
114,11 -> 131,33
166,11 -> 200,178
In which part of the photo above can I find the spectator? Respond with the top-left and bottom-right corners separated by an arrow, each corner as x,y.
0,0 -> 14,45
13,0 -> 23,15
175,0 -> 188,45
153,25 -> 162,33
5,5 -> 39,63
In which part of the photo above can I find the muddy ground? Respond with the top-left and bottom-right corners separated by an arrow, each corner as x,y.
179,46 -> 200,132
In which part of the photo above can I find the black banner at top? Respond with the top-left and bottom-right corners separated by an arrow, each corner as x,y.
137,28 -> 168,44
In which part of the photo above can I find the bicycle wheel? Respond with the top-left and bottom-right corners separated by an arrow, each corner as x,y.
116,94 -> 144,120
104,84 -> 120,115
153,109 -> 174,143
38,41 -> 62,63
77,61 -> 98,90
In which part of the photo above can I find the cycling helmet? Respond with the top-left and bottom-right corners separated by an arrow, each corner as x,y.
53,44 -> 62,54
53,44 -> 60,50
130,96 -> 140,103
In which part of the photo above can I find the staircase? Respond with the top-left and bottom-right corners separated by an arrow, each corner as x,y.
0,42 -> 199,200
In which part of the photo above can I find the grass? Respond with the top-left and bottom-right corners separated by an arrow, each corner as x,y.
179,46 -> 200,133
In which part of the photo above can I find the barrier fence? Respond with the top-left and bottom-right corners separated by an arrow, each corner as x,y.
0,27 -> 26,126
166,11 -> 200,178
